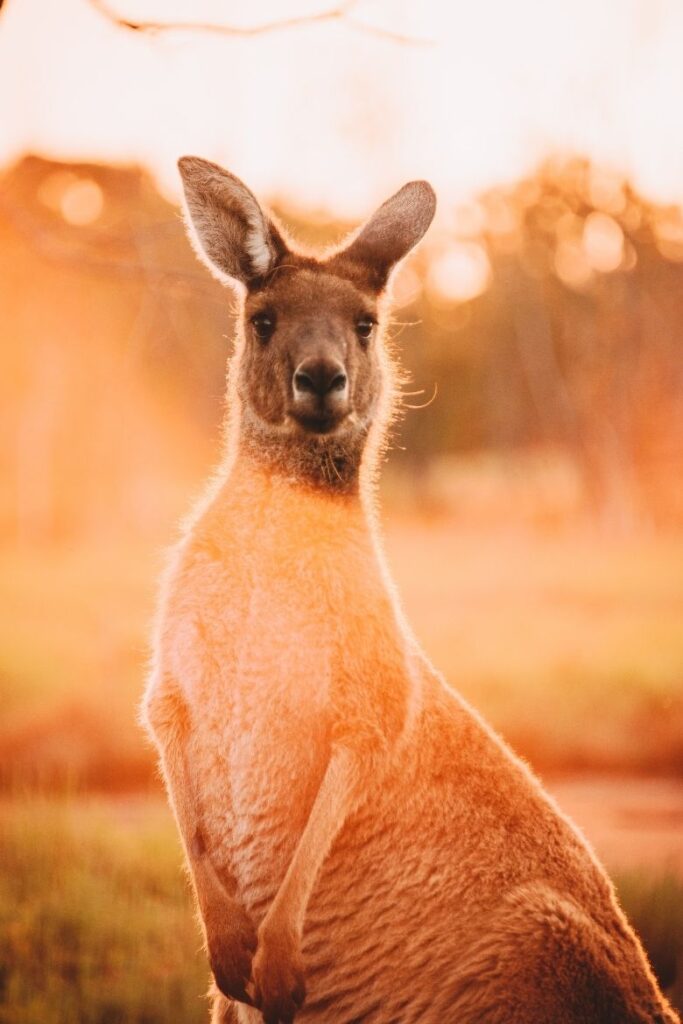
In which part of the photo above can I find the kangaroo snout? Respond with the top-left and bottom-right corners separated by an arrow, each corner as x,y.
293,358 -> 347,399
291,357 -> 349,430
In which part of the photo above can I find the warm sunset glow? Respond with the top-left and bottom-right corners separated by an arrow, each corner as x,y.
2,7 -> 683,1021
2,0 -> 683,216
554,237 -> 593,290
582,212 -> 624,274
587,166 -> 627,216
62,178 -> 105,225
390,264 -> 422,309
653,211 -> 683,262
427,242 -> 491,303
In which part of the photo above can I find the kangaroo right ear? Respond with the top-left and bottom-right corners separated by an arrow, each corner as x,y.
177,156 -> 287,287
330,180 -> 436,291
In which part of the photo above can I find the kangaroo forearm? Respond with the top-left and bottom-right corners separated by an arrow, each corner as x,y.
265,745 -> 360,938
265,646 -> 414,940
250,743 -> 373,1015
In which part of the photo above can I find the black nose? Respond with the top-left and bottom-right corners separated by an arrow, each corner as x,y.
293,358 -> 347,399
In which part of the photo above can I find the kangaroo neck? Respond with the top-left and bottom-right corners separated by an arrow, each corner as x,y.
217,450 -> 372,556
235,405 -> 367,498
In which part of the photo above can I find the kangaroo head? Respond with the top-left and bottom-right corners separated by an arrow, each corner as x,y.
178,156 -> 436,491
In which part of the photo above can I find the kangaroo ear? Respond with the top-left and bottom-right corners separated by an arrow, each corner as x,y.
177,156 -> 287,287
331,181 -> 436,291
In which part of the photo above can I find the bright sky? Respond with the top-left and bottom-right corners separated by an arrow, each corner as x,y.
1,0 -> 683,217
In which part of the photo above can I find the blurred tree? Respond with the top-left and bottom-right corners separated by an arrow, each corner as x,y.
393,158 -> 683,529
0,156 -> 230,542
1,154 -> 682,541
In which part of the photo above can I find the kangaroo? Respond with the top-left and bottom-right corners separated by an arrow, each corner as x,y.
142,156 -> 679,1024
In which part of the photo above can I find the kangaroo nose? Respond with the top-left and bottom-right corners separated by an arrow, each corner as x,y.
293,358 -> 347,399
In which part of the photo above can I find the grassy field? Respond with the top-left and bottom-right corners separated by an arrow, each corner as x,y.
1,519 -> 682,787
0,798 -> 209,1024
0,795 -> 681,1023
388,519 -> 683,773
0,513 -> 682,1020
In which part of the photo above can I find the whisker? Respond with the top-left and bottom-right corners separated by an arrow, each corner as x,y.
326,448 -> 343,483
388,318 -> 422,328
403,382 -> 438,410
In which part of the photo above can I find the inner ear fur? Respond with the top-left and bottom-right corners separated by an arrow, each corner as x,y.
178,156 -> 287,287
329,180 -> 436,291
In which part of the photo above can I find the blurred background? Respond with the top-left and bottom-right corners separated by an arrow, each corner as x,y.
1,1 -> 682,1021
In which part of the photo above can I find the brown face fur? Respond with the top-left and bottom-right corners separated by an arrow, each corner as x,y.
240,262 -> 382,440
177,157 -> 436,491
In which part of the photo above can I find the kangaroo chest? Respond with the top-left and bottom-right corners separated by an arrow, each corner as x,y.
174,552 -> 336,910
168,472 -> 415,913
179,472 -> 384,719
171,488 -> 387,904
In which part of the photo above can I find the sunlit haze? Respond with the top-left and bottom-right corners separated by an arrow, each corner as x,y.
2,6 -> 683,1017
2,0 -> 683,215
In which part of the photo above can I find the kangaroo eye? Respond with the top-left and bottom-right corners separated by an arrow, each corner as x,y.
356,317 -> 375,344
250,312 -> 276,342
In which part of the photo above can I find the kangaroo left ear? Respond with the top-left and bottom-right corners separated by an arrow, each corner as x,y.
330,181 -> 436,291
177,156 -> 287,287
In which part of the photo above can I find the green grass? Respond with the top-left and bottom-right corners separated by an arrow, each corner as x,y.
0,797 -> 209,1024
0,797 -> 680,1022
615,870 -> 683,1010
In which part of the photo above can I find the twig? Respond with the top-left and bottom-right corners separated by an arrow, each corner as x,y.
86,0 -> 431,46
344,14 -> 431,46
89,0 -> 351,36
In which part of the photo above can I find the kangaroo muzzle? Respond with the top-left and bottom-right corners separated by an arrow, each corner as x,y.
291,356 -> 349,433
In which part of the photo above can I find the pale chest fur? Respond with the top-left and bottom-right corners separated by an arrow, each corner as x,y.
157,465 -> 410,913
164,467 -> 394,715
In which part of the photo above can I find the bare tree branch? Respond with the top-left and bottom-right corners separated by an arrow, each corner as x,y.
87,0 -> 431,46
341,14 -> 432,46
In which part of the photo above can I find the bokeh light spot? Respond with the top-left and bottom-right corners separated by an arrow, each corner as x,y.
60,179 -> 104,225
427,243 -> 491,303
554,238 -> 593,289
653,212 -> 683,261
38,170 -> 78,212
582,212 -> 624,273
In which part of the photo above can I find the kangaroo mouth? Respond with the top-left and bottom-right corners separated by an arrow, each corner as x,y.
288,409 -> 350,436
